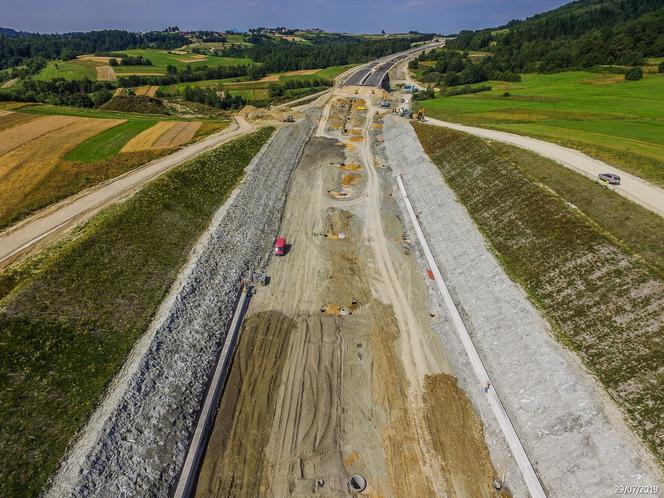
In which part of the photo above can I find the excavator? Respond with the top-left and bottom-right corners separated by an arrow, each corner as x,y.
414,107 -> 426,121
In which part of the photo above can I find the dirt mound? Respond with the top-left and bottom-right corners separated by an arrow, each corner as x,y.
101,95 -> 170,115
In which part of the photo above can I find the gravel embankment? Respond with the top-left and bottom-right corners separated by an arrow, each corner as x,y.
46,113 -> 317,498
380,115 -> 662,497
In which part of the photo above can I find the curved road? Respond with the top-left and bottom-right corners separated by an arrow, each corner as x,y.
425,117 -> 664,217
398,58 -> 664,218
0,116 -> 254,267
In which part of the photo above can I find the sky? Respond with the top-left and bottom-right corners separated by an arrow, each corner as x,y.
2,0 -> 570,34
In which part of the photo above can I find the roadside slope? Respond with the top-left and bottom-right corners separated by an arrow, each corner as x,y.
382,115 -> 663,496
424,117 -> 664,217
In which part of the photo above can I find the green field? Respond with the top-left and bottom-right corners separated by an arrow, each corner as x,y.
0,128 -> 273,498
65,120 -> 157,162
419,71 -> 664,184
159,64 -> 353,97
110,49 -> 253,75
34,60 -> 98,81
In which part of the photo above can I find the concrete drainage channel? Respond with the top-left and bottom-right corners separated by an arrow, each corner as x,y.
45,113 -> 317,498
173,284 -> 252,498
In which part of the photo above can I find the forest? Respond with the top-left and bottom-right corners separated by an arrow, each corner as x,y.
448,0 -> 664,72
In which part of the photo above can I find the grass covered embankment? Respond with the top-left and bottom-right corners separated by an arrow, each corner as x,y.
413,122 -> 664,464
0,127 -> 273,497
418,71 -> 664,185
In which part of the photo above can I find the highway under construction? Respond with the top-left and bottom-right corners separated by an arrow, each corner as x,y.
193,73 -> 506,497
43,44 -> 663,498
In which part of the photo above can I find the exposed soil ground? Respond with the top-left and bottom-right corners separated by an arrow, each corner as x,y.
196,96 -> 503,497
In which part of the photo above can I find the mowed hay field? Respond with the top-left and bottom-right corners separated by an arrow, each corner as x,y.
420,71 -> 664,184
0,115 -> 124,227
0,109 -> 212,229
121,121 -> 201,152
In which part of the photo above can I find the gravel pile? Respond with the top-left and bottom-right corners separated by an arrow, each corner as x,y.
380,115 -> 662,497
46,113 -> 317,498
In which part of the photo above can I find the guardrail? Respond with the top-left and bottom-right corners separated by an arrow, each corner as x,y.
173,284 -> 253,498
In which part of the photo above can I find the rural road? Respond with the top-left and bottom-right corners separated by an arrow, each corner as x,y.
0,116 -> 254,267
398,58 -> 664,218
424,117 -> 664,217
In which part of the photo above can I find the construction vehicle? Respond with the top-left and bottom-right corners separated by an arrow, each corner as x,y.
415,107 -> 426,121
380,100 -> 391,108
284,115 -> 295,123
274,236 -> 287,256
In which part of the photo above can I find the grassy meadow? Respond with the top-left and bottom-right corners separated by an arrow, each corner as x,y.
110,49 -> 252,75
0,128 -> 273,497
34,60 -> 98,81
419,71 -> 664,184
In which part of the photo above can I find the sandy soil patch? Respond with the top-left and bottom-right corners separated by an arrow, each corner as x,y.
1,78 -> 18,89
0,115 -> 82,156
96,65 -> 116,81
197,127 -> 501,496
121,121 -> 201,152
0,117 -> 124,223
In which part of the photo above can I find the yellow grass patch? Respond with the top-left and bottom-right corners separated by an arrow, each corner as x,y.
581,74 -> 625,85
349,136 -> 364,142
0,111 -> 40,133
152,122 -> 201,149
121,121 -> 201,152
134,85 -> 160,97
0,117 -> 124,222
114,71 -> 165,77
0,115 -> 83,156
259,69 -> 320,82
1,78 -> 18,89
77,55 -> 116,64
96,65 -> 116,81
181,54 -> 207,63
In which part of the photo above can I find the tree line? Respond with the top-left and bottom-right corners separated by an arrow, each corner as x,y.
221,35 -> 432,73
448,0 -> 664,72
0,30 -> 187,72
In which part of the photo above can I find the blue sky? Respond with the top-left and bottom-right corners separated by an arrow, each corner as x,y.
3,0 -> 570,34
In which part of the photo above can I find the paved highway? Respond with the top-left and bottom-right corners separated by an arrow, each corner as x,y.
343,42 -> 442,88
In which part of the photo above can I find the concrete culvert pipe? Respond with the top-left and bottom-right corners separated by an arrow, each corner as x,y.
349,475 -> 367,493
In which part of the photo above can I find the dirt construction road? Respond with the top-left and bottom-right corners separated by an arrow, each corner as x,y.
0,117 -> 253,268
196,95 -> 506,496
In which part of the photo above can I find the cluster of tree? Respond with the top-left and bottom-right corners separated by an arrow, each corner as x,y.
0,77 -> 113,107
181,86 -> 245,110
117,63 -> 266,88
448,0 -> 664,72
0,29 -> 187,70
412,86 -> 435,100
443,84 -> 492,97
191,31 -> 226,43
412,50 -> 521,88
109,56 -> 152,66
267,77 -> 331,97
222,35 -> 432,73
